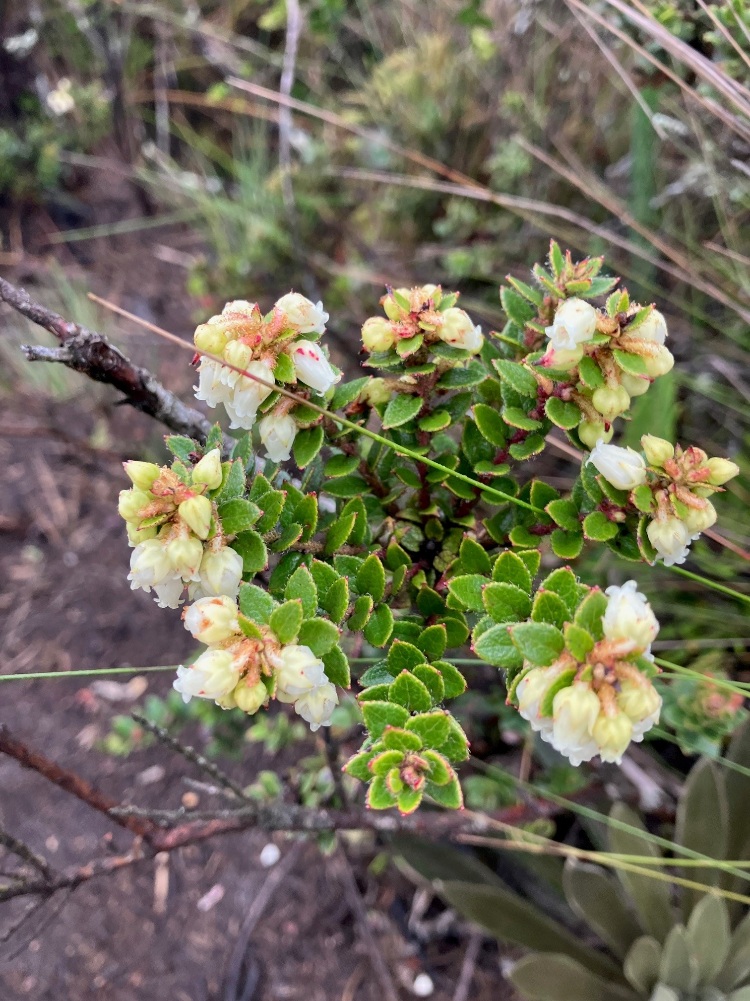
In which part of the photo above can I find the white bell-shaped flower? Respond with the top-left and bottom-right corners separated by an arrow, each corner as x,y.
275,293 -> 329,334
173,649 -> 239,704
259,412 -> 297,463
602,580 -> 659,654
273,644 -> 328,701
293,681 -> 339,731
183,595 -> 240,645
588,441 -> 648,491
545,298 -> 598,351
646,516 -> 692,566
290,341 -> 340,395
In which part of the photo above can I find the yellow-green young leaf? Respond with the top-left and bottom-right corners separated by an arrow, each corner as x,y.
218,498 -> 262,535
361,700 -> 410,739
423,750 -> 454,785
539,668 -> 576,715
492,551 -> 533,592
425,776 -> 463,809
574,590 -> 607,640
292,425 -> 324,468
298,618 -> 339,656
417,624 -> 447,661
539,568 -> 581,615
483,582 -> 532,623
433,660 -> 467,699
473,403 -> 508,447
322,646 -> 350,688
232,531 -> 269,574
339,497 -> 369,545
583,511 -> 619,542
405,711 -> 451,749
551,529 -> 584,560
238,615 -> 263,639
239,583 -> 276,623
269,600 -> 303,644
285,566 -> 318,617
397,787 -> 424,814
531,591 -> 570,630
473,624 -> 524,669
493,358 -> 539,398
273,351 -> 295,383
447,574 -> 488,612
395,333 -> 424,358
363,604 -> 394,647
517,549 -> 542,578
632,484 -> 655,514
367,775 -> 398,810
382,727 -> 422,752
545,396 -> 581,430
369,749 -> 405,776
343,751 -> 375,781
564,622 -> 594,661
382,393 -> 423,429
347,594 -> 373,631
387,640 -> 427,674
613,349 -> 648,377
321,576 -> 349,623
324,512 -> 357,554
438,715 -> 470,762
503,407 -> 543,431
510,622 -> 565,667
413,664 -> 445,704
356,554 -> 386,602
418,410 -> 452,432
389,671 -> 433,712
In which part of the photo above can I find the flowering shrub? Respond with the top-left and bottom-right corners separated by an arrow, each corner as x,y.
118,243 -> 740,813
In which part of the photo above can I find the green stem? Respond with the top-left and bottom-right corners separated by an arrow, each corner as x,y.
654,658 -> 750,698
664,565 -> 750,605
0,666 -> 177,682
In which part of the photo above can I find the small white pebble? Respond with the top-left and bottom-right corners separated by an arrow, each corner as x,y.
259,843 -> 281,868
412,973 -> 434,997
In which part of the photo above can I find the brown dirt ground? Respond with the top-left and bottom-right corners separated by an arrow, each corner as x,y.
0,167 -> 515,1000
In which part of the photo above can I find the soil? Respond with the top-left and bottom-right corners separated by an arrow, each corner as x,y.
0,165 -> 513,1000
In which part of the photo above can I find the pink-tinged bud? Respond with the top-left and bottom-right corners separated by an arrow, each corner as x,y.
118,487 -> 152,522
646,516 -> 691,566
592,712 -> 633,763
592,384 -> 631,421
706,457 -> 740,486
123,461 -> 161,491
290,341 -> 341,395
641,435 -> 674,467
274,293 -> 328,335
178,495 -> 213,540
383,289 -> 409,321
603,580 -> 659,653
258,412 -> 297,462
539,344 -> 584,371
578,421 -> 613,449
682,500 -> 717,537
633,308 -> 668,344
192,449 -> 223,491
439,308 -> 483,353
233,678 -> 269,715
183,595 -> 240,644
620,372 -> 651,397
361,316 -> 396,352
545,298 -> 598,350
643,345 -> 674,377
166,534 -> 204,578
588,442 -> 647,491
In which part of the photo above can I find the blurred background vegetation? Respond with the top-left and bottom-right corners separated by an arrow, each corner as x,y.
1,1 -> 750,995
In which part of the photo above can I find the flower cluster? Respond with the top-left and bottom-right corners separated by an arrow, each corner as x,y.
588,437 -> 740,566
516,581 -> 662,765
177,596 -> 339,731
361,284 -> 483,357
540,296 -> 674,447
119,450 -> 242,608
194,293 -> 340,460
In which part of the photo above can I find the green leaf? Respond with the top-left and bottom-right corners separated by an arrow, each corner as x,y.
273,351 -> 296,383
503,406 -> 543,431
493,358 -> 539,397
362,701 -> 410,739
255,489 -> 285,533
387,640 -> 426,675
413,664 -> 445,704
563,860 -> 643,960
321,576 -> 349,623
483,582 -> 532,623
471,403 -> 508,448
356,554 -> 386,602
218,498 -> 261,535
687,895 -> 731,986
405,711 -> 451,749
473,623 -> 524,669
509,434 -> 546,461
501,285 -> 536,326
675,759 -> 727,916
363,604 -> 394,647
382,393 -> 423,429
531,591 -> 570,629
419,410 -> 452,432
217,459 -> 246,502
632,484 -> 655,514
433,660 -> 467,699
231,531 -> 269,574
574,590 -> 607,639
564,622 -> 594,661
509,954 -> 635,1001
545,396 -> 581,429
322,646 -> 350,688
623,937 -> 661,996
613,349 -> 648,377
425,777 -> 463,809
324,512 -> 357,554
583,511 -> 619,541
369,750 -> 405,777
285,566 -> 318,618
492,551 -> 533,592
510,622 -> 565,666
540,568 -> 581,614
324,475 -> 368,498
343,751 -> 374,781
578,356 -> 605,389
459,537 -> 492,575
298,618 -> 340,656
389,671 -> 433,712
330,377 -> 369,410
292,425 -> 324,468
546,499 -> 581,532
239,583 -> 276,623
269,600 -> 303,644
550,529 -> 584,559
367,775 -> 397,809
382,727 -> 422,752
324,454 -> 360,478
436,714 -> 470,762
447,574 -> 488,612
423,750 -> 454,786
397,787 -> 424,814
417,624 -> 447,661
347,593 -> 373,630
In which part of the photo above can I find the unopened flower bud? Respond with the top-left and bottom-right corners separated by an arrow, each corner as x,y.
539,344 -> 584,371
646,516 -> 691,566
592,712 -> 633,763
274,293 -> 329,335
361,378 -> 392,406
127,522 -> 158,546
620,372 -> 651,397
383,290 -> 409,321
183,595 -> 240,644
634,308 -> 668,344
194,321 -> 234,356
603,580 -> 659,652
617,678 -> 662,736
641,435 -> 674,467
706,457 -> 740,486
578,421 -> 613,449
439,308 -> 483,353
588,442 -> 647,491
290,341 -> 340,395
123,461 -> 161,491
643,345 -> 674,377
361,316 -> 396,352
223,339 -> 254,372
550,682 -> 601,762
259,412 -> 297,462
233,678 -> 269,715
545,298 -> 598,350
118,488 -> 152,522
198,545 -> 244,599
592,384 -> 631,421
178,495 -> 212,540
683,500 -> 717,537
273,644 -> 327,700
167,534 -> 204,578
192,449 -> 223,491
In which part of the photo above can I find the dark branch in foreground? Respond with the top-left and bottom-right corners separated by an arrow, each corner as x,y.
0,275 -> 215,444
0,725 -> 556,903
